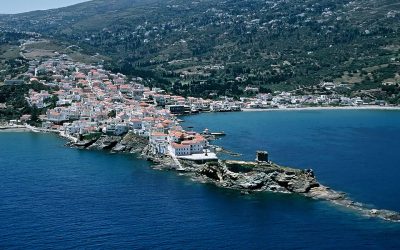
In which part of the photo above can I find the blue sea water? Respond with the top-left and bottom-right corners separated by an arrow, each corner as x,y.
1,110 -> 400,249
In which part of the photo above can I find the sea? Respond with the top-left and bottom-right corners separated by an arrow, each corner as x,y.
1,110 -> 400,249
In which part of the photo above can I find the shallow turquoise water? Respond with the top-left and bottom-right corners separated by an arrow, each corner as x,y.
1,110 -> 400,249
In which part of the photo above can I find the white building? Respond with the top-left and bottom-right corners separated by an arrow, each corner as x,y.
170,143 -> 191,156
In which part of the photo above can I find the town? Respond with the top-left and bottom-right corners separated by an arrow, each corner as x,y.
1,52 -> 395,160
13,55 -> 218,162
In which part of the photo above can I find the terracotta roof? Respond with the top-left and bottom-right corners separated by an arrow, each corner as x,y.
143,117 -> 154,121
182,140 -> 203,145
151,132 -> 167,137
195,135 -> 206,141
169,130 -> 185,137
171,143 -> 190,149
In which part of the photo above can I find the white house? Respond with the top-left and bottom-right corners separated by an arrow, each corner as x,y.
170,143 -> 191,156
129,118 -> 143,130
149,132 -> 169,155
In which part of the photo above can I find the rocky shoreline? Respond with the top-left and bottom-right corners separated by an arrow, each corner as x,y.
69,131 -> 148,154
180,160 -> 400,222
63,131 -> 400,222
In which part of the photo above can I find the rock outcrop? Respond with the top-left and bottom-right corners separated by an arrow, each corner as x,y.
73,132 -> 148,154
178,159 -> 400,222
181,160 -> 320,193
87,135 -> 121,150
112,132 -> 148,154
67,133 -> 400,223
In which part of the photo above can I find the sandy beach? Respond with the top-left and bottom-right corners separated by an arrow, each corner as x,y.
242,105 -> 400,112
0,126 -> 31,132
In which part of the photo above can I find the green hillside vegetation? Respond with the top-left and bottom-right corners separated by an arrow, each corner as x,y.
0,31 -> 32,82
0,0 -> 399,97
0,82 -> 58,124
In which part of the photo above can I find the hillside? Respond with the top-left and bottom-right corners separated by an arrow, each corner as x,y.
1,0 -> 400,97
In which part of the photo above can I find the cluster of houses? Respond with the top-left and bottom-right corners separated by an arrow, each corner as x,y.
26,89 -> 52,108
25,56 -> 214,160
23,55 -> 389,158
243,91 -> 387,109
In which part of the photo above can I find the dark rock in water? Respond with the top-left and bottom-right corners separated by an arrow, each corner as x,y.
74,139 -> 96,148
101,139 -> 119,150
384,212 -> 400,222
199,165 -> 221,181
86,135 -> 121,150
368,209 -> 400,222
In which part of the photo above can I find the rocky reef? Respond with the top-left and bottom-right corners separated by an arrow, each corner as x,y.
181,160 -> 318,192
145,152 -> 400,222
68,132 -> 400,223
178,159 -> 400,222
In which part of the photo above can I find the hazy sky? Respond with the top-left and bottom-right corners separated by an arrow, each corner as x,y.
1,0 -> 90,14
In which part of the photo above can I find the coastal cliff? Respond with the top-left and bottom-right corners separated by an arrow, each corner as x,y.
68,132 -> 400,223
71,131 -> 148,154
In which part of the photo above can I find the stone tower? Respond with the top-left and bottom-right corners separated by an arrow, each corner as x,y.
256,151 -> 269,163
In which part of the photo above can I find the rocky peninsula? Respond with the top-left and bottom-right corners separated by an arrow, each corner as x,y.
66,131 -> 400,223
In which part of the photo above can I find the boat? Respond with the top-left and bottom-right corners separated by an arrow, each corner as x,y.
191,108 -> 200,114
210,132 -> 226,136
202,128 -> 226,136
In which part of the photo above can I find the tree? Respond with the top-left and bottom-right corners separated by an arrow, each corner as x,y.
108,110 -> 116,118
28,106 -> 40,126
